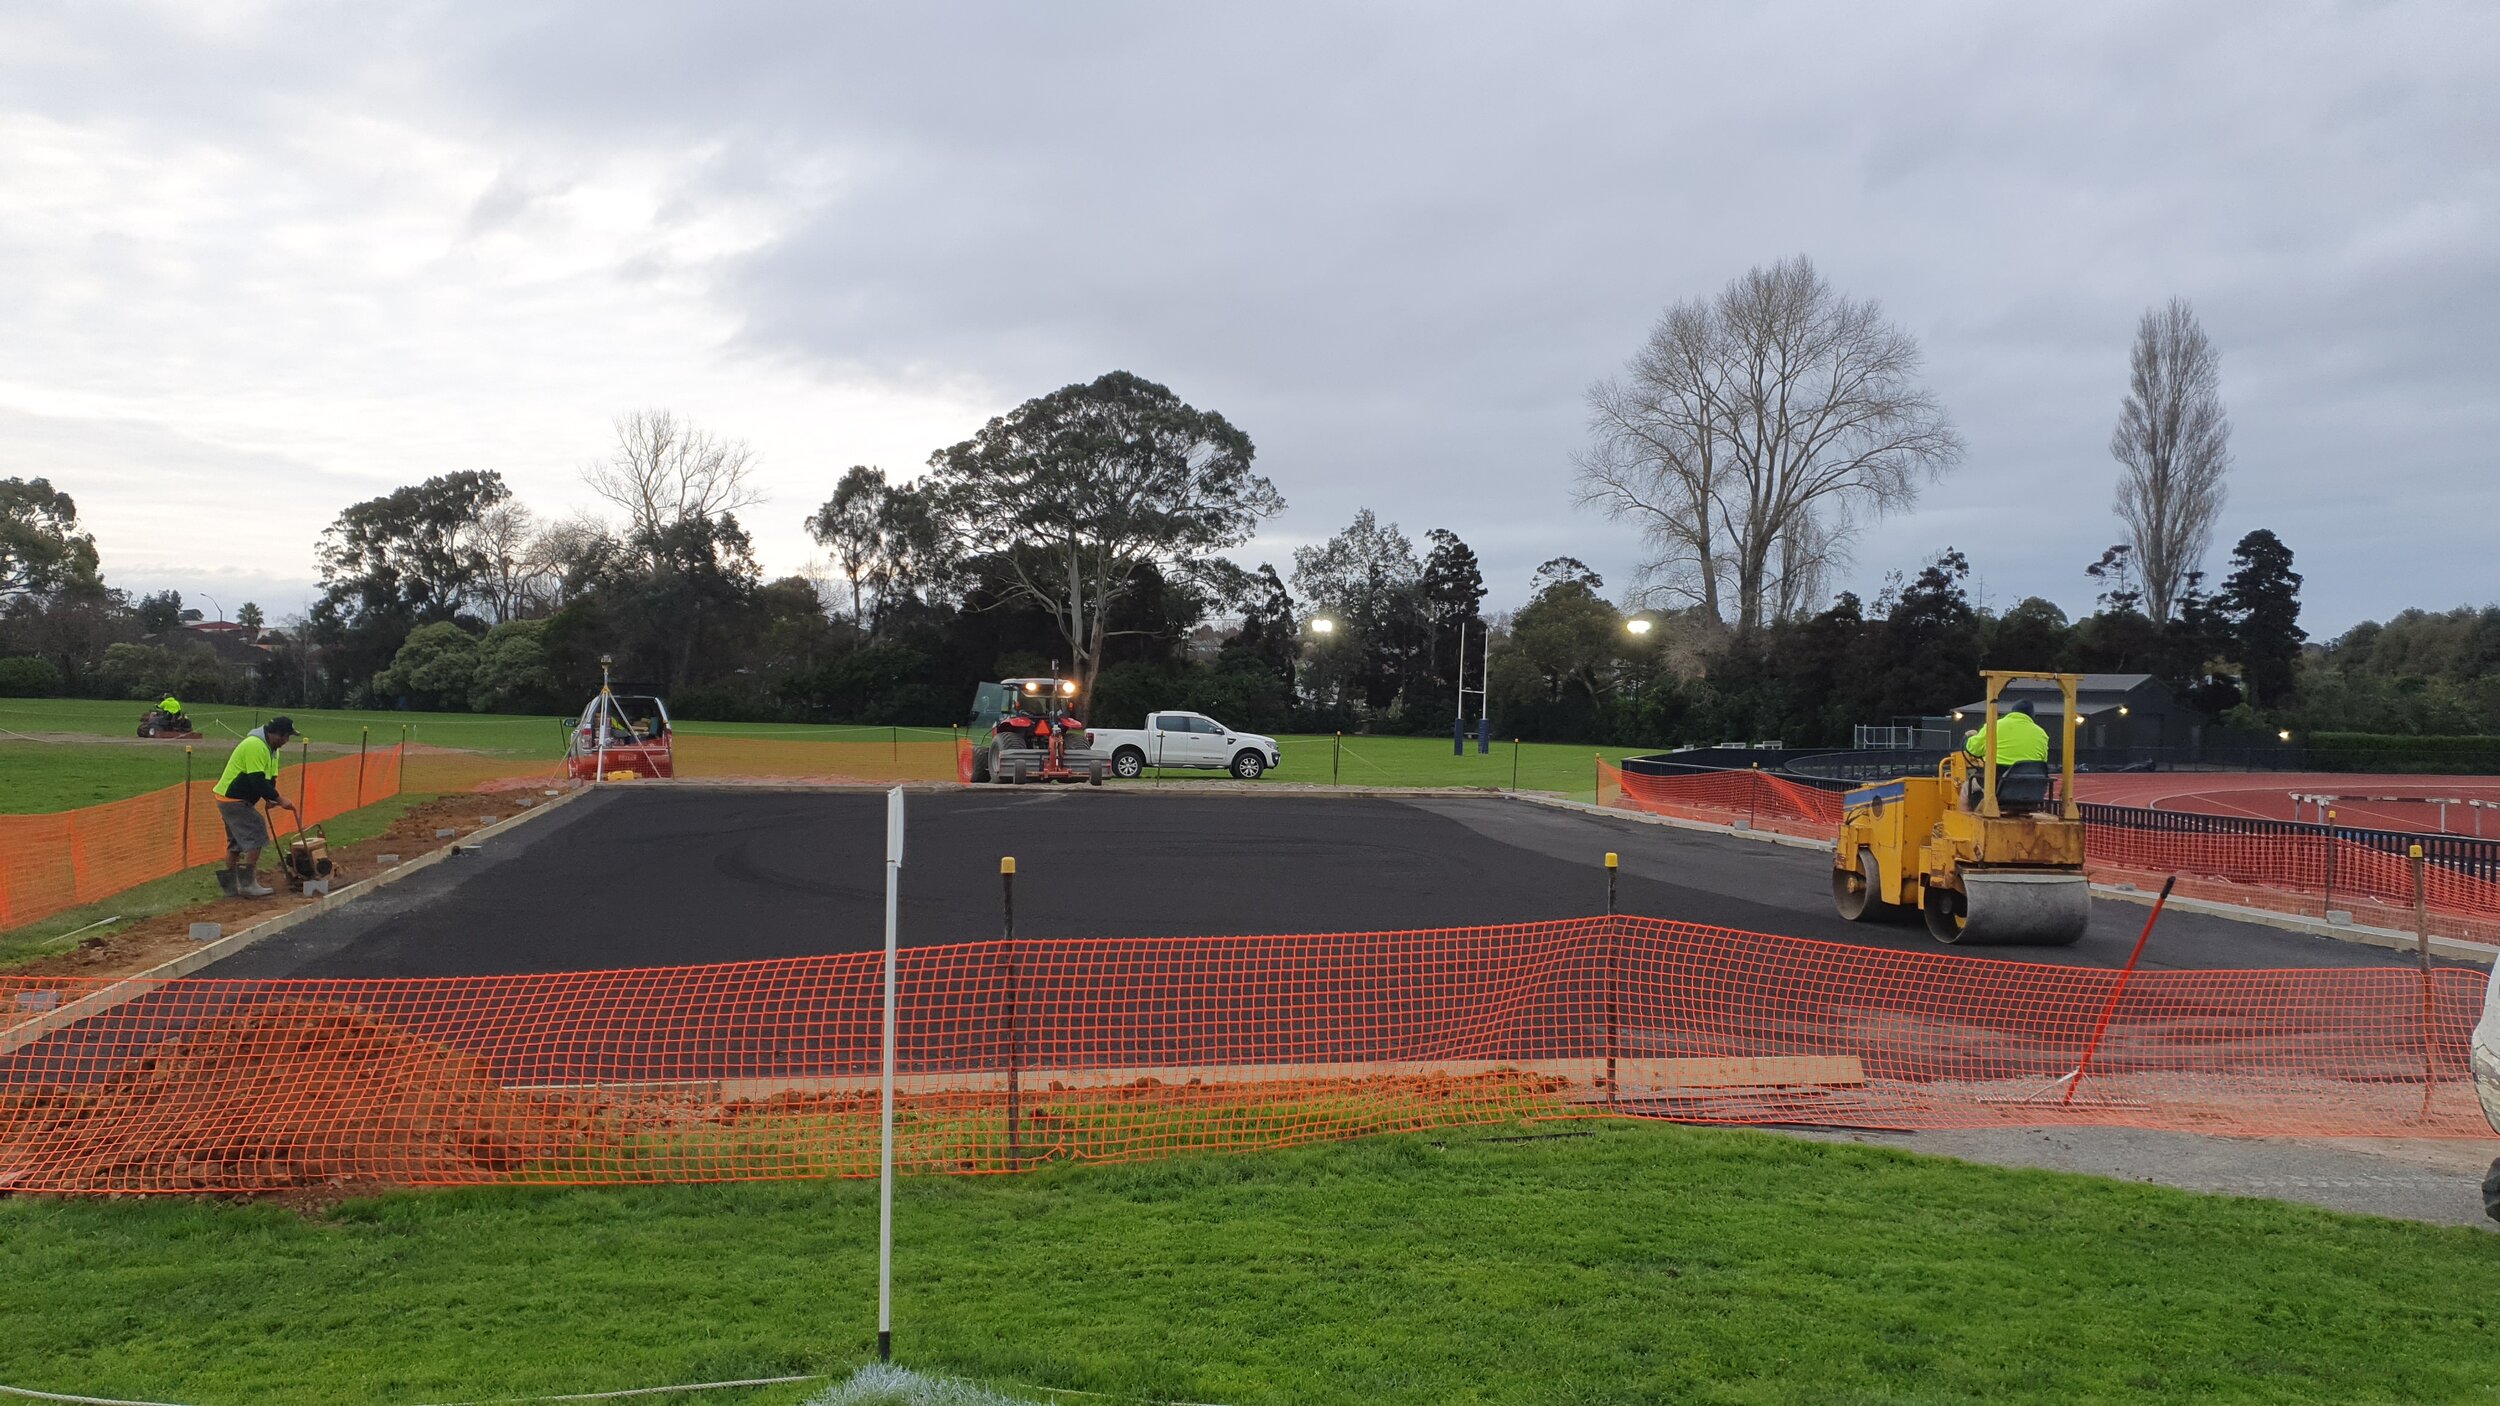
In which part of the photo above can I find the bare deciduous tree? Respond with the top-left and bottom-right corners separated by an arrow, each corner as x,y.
585,409 -> 763,549
1576,256 -> 1962,635
1577,303 -> 1728,624
465,501 -> 544,622
525,512 -> 621,610
2110,297 -> 2231,623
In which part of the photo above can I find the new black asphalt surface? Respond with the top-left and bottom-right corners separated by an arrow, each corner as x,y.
205,787 -> 2452,979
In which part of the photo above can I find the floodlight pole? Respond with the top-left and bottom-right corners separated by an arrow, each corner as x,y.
878,786 -> 904,1363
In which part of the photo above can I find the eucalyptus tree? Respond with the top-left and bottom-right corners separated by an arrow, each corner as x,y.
924,371 -> 1279,697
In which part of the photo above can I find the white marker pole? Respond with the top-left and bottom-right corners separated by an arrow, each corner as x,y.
878,785 -> 904,1363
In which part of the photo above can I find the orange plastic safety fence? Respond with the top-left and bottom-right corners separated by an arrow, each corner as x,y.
0,751 -> 406,931
0,917 -> 2483,1194
1600,760 -> 2500,940
2085,825 -> 2500,944
1601,759 -> 1842,839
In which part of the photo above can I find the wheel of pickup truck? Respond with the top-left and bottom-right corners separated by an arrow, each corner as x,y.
1111,747 -> 1145,779
1230,750 -> 1266,780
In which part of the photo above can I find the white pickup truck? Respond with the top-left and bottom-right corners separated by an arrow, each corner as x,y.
1087,711 -> 1283,780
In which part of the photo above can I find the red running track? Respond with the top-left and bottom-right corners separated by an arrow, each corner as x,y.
2076,773 -> 2500,834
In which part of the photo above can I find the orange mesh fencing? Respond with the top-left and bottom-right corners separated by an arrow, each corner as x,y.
1600,760 -> 2500,942
1601,758 -> 1843,839
2084,823 -> 2500,944
0,750 -> 408,931
0,917 -> 2485,1194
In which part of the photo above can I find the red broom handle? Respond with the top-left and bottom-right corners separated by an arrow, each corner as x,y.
2065,875 -> 2176,1105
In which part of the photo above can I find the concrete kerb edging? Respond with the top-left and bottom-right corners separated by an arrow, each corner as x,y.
0,783 -> 594,1057
1506,789 -> 2500,968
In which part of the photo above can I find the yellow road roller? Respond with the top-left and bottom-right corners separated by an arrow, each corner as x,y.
1831,670 -> 2091,945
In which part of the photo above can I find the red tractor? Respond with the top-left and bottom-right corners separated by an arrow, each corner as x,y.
968,677 -> 1105,785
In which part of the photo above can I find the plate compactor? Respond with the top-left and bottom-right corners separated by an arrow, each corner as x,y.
1830,670 -> 2092,946
280,822 -> 336,896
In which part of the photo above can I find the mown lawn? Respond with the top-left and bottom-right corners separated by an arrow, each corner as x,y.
3,699 -> 1649,811
0,740 -> 215,813
1234,732 -> 1644,796
1,1122 -> 2493,1406
0,700 -> 974,804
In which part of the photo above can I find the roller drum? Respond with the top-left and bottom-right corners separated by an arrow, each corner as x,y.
1926,870 -> 2090,946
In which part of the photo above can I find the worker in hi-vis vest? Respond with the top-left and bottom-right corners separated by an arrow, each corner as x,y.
1962,698 -> 2052,802
212,716 -> 301,898
1962,698 -> 2051,764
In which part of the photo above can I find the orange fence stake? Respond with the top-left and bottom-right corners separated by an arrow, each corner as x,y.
1002,855 -> 1021,1171
2413,844 -> 2435,1114
178,746 -> 194,874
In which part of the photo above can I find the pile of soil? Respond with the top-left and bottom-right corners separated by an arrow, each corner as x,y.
0,1001 -> 601,1192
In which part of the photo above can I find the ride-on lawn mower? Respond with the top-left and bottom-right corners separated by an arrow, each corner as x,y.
136,704 -> 201,740
967,677 -> 1105,786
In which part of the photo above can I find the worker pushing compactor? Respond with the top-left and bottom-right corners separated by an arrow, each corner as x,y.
1830,671 -> 2092,945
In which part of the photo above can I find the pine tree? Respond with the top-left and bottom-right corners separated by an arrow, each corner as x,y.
1419,528 -> 1487,692
2217,529 -> 2304,709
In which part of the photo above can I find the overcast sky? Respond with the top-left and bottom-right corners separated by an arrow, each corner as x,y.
3,2 -> 2493,635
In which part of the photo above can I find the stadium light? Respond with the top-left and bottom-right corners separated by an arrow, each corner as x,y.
1624,617 -> 1654,636
2279,729 -> 2293,741
1309,616 -> 1336,635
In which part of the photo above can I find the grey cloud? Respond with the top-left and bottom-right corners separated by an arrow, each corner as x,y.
7,1 -> 2497,631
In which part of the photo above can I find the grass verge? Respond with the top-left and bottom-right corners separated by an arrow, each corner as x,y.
1206,732 -> 1645,795
2,1122 -> 2494,1405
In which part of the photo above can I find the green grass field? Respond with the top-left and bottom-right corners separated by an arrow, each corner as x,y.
0,697 -> 968,765
1252,732 -> 1641,795
2,1122 -> 2493,1406
1,699 -> 1647,811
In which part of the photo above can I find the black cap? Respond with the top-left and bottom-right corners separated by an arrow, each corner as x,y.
2008,699 -> 2035,717
264,715 -> 297,737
